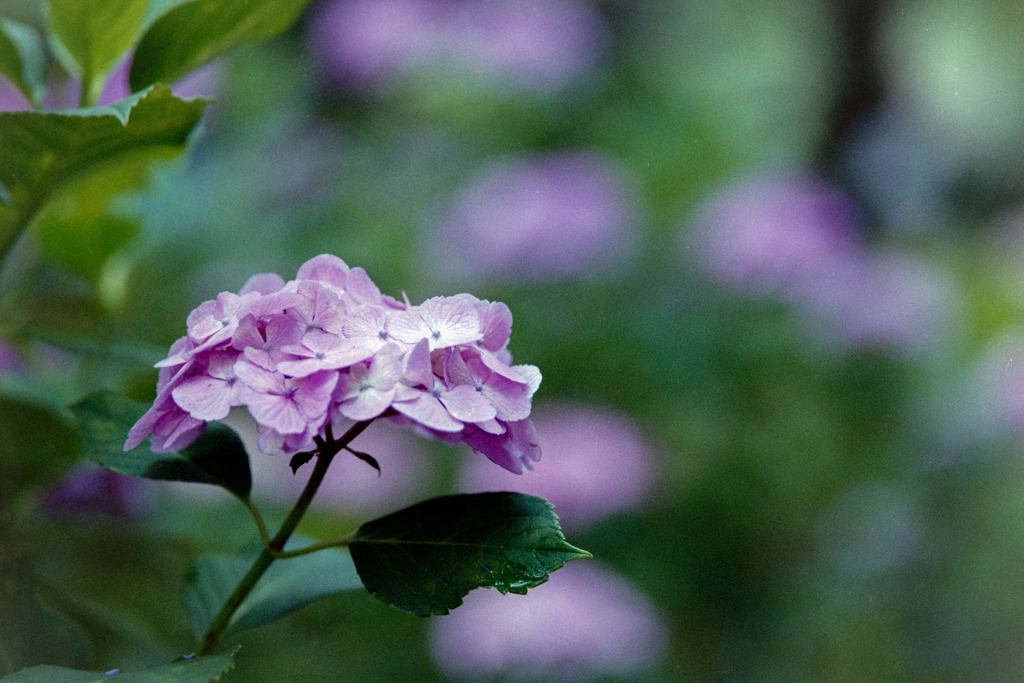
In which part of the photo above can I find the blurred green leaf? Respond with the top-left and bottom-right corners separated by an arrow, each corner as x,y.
350,492 -> 591,616
129,0 -> 314,92
0,85 -> 208,263
0,575 -> 92,677
0,396 -> 80,493
0,648 -> 236,682
32,149 -> 158,282
0,18 -> 46,107
45,0 -> 148,105
70,389 -> 252,499
183,544 -> 362,638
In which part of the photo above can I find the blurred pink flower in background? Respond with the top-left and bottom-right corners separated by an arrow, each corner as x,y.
460,404 -> 656,530
687,173 -> 955,355
443,0 -> 606,92
0,340 -> 25,373
41,463 -> 153,518
308,0 -> 605,93
796,249 -> 955,355
0,76 -> 31,111
689,174 -> 862,297
89,58 -> 221,106
429,560 -> 669,680
97,57 -> 222,104
309,0 -> 440,86
435,151 -> 637,283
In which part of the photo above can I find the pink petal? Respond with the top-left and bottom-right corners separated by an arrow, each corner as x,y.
440,385 -> 496,422
297,254 -> 350,286
462,418 -> 541,473
248,394 -> 307,434
482,374 -> 532,421
172,376 -> 234,421
392,391 -> 464,432
402,338 -> 434,388
239,272 -> 285,295
341,386 -> 397,421
234,361 -> 282,394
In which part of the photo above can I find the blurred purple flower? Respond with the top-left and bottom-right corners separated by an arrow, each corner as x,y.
443,0 -> 606,92
0,76 -> 31,111
41,463 -> 152,518
170,62 -> 222,100
436,151 -> 637,283
690,174 -> 861,297
97,58 -> 131,105
309,0 -> 440,86
797,249 -> 955,355
460,404 -> 656,530
687,173 -> 955,355
308,0 -> 605,93
96,57 -> 222,105
430,560 -> 668,680
0,340 -> 26,373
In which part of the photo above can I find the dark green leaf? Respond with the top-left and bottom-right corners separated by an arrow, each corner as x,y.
184,543 -> 362,638
46,0 -> 149,105
130,0 -> 314,92
0,85 -> 207,261
350,492 -> 592,616
0,18 -> 46,107
70,389 -> 252,499
0,648 -> 237,682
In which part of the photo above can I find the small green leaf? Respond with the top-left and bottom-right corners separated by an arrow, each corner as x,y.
0,18 -> 46,107
287,449 -> 313,474
130,0 -> 314,92
184,543 -> 362,638
350,492 -> 592,616
46,0 -> 148,104
347,448 -> 381,476
70,389 -> 252,499
0,648 -> 237,682
0,84 -> 208,261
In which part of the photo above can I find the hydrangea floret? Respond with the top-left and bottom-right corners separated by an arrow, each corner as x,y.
126,255 -> 542,474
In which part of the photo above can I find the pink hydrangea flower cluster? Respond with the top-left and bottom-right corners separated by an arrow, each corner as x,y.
124,255 -> 542,474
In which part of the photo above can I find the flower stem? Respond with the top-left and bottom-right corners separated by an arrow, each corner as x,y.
241,496 -> 271,548
268,534 -> 355,559
197,420 -> 372,655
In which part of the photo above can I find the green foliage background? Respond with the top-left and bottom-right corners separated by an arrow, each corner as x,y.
3,0 -> 1024,680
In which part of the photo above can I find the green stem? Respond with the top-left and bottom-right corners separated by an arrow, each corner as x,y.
241,496 -> 271,549
197,420 -> 372,655
79,71 -> 94,108
268,534 -> 355,560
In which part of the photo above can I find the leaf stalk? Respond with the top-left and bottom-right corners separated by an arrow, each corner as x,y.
196,419 -> 372,655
